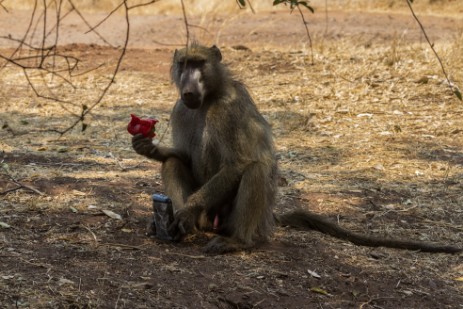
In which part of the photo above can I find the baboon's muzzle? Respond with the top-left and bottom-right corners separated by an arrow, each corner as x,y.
180,67 -> 204,109
181,90 -> 202,109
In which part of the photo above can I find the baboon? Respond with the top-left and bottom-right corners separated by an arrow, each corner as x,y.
132,43 -> 461,254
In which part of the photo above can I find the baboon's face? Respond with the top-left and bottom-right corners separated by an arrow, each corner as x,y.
172,45 -> 222,109
177,60 -> 206,109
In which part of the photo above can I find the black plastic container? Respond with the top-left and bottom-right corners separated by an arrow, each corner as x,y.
151,193 -> 174,240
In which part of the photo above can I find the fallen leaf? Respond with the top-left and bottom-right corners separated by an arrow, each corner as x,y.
357,113 -> 373,118
102,209 -> 122,220
69,206 -> 78,213
416,76 -> 429,84
454,277 -> 463,282
2,275 -> 14,280
307,269 -> 321,279
310,287 -> 332,296
72,190 -> 86,196
58,278 -> 75,286
401,290 -> 413,296
0,222 -> 11,229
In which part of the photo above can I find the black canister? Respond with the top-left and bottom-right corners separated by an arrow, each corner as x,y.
151,193 -> 174,240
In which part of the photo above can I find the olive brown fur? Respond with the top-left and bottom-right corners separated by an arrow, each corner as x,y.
132,43 -> 461,254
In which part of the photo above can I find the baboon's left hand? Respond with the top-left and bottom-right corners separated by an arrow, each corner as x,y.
168,206 -> 201,241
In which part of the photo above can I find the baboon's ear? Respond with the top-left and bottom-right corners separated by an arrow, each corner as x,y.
210,45 -> 222,62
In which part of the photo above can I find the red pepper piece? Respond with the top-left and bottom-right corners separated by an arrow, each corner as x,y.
127,114 -> 158,138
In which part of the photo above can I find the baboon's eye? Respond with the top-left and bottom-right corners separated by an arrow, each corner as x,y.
185,60 -> 205,68
193,60 -> 206,67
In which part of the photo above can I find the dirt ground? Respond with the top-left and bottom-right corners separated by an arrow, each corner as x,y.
1,3 -> 463,309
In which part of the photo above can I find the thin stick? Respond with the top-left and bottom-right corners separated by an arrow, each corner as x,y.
245,0 -> 255,14
67,0 -> 116,48
58,0 -> 131,135
0,167 -> 45,196
405,0 -> 461,100
180,0 -> 190,47
296,4 -> 314,65
81,224 -> 99,246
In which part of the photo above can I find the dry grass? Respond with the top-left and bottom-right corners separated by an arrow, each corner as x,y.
7,0 -> 463,15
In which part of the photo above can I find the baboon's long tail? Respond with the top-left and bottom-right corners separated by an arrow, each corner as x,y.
275,210 -> 461,253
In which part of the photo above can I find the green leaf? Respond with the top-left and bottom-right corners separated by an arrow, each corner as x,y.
299,1 -> 315,13
310,287 -> 332,296
454,88 -> 462,101
1,163 -> 10,172
237,0 -> 246,7
273,0 -> 286,6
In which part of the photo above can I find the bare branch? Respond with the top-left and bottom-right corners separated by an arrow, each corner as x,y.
0,0 -> 39,70
23,68 -> 74,105
1,0 -> 163,135
128,0 -> 162,10
67,0 -> 117,48
57,1 -> 132,135
0,165 -> 45,196
180,0 -> 190,47
245,0 -> 255,14
406,0 -> 461,101
296,4 -> 314,65
84,1 -> 124,34
0,0 -> 9,13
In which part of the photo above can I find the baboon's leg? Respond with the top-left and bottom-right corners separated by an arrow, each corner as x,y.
204,163 -> 273,254
161,157 -> 197,212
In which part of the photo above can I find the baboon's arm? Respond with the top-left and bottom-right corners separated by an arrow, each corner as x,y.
168,163 -> 245,241
132,134 -> 188,163
185,163 -> 245,210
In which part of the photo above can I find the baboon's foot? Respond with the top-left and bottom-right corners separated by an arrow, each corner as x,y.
203,236 -> 251,254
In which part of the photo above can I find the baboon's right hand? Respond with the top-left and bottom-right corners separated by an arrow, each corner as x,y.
132,133 -> 157,158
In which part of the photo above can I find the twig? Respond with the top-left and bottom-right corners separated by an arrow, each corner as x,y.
0,186 -> 22,196
67,0 -> 116,48
0,169 -> 46,196
296,4 -> 314,65
1,0 -> 163,136
23,68 -> 73,105
81,224 -> 99,246
0,0 -> 8,13
103,242 -> 146,250
245,0 -> 255,14
84,1 -> 125,34
58,1 -> 132,135
0,0 -> 38,70
180,0 -> 190,47
406,0 -> 461,101
324,0 -> 328,35
40,0 -> 47,66
162,251 -> 206,259
128,0 -> 162,10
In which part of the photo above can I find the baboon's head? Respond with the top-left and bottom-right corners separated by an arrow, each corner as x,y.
171,44 -> 223,109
